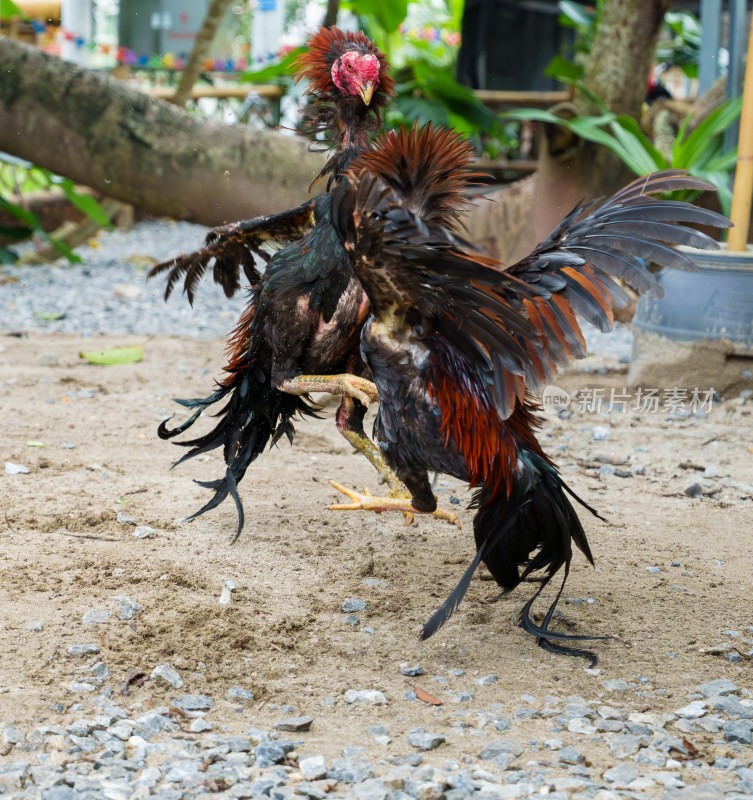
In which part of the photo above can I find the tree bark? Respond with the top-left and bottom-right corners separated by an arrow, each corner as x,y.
170,0 -> 234,108
533,0 -> 670,240
0,38 -> 326,226
322,0 -> 339,28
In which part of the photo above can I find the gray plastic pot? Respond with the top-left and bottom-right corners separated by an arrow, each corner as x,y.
629,246 -> 753,395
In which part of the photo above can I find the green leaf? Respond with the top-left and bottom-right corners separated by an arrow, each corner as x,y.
34,311 -> 66,321
79,345 -> 144,365
0,197 -> 42,229
502,107 -> 572,124
26,440 -> 46,447
115,496 -> 131,505
412,64 -> 499,133
544,56 -> 583,82
46,236 -> 82,263
612,115 -> 668,171
0,0 -> 28,19
673,96 -> 742,170
59,181 -> 112,227
557,0 -> 593,28
0,244 -> 19,264
353,0 -> 408,32
239,47 -> 304,83
0,224 -> 33,243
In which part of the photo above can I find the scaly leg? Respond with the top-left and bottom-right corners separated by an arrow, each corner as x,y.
278,373 -> 379,407
335,396 -> 415,523
329,481 -> 461,528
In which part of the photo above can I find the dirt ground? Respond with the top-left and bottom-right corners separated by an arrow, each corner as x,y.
1,333 -> 752,774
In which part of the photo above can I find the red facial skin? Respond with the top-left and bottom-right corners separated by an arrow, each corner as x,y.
330,51 -> 381,102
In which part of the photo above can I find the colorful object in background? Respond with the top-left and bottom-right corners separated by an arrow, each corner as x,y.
10,15 -> 282,71
398,23 -> 460,46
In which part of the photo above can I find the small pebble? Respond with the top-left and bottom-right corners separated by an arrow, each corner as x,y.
67,643 -> 99,657
275,715 -> 313,732
171,693 -> 214,711
116,511 -> 136,524
82,609 -> 110,625
226,686 -> 255,704
401,664 -> 423,677
5,462 -> 29,474
151,663 -> 183,689
133,525 -> 156,539
342,598 -> 367,613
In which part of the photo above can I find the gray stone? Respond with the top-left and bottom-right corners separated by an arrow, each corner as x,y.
344,689 -> 387,705
299,755 -> 327,781
697,679 -> 738,697
494,717 -> 512,732
87,662 -> 108,682
476,674 -> 499,685
274,715 -> 312,732
226,685 -> 255,704
603,763 -> 639,784
353,778 -> 392,800
478,738 -> 524,759
172,693 -> 214,711
134,712 -> 177,734
254,741 -> 287,767
724,720 -> 753,744
82,609 -> 110,624
133,525 -> 156,539
557,745 -> 585,765
646,566 -> 662,574
607,734 -> 642,758
400,664 -> 424,676
709,694 -> 753,718
189,717 -> 212,733
407,731 -> 445,751
151,663 -> 183,689
5,462 -> 29,475
114,596 -> 142,620
676,700 -> 707,719
66,643 -> 100,657
342,598 -> 367,613
116,512 -> 136,524
329,756 -> 374,783
362,578 -> 388,587
296,783 -> 327,800
68,682 -> 95,693
602,678 -> 628,692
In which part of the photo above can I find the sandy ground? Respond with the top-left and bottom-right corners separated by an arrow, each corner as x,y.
1,333 -> 752,775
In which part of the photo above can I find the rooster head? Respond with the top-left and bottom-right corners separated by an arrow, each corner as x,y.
295,26 -> 394,110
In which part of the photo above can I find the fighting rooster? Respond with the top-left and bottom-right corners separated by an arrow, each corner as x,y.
329,124 -> 730,660
148,28 -> 455,538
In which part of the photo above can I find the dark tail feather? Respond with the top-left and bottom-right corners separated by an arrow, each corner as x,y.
187,467 -> 245,544
162,368 -> 317,541
423,455 -> 606,663
420,500 -> 531,640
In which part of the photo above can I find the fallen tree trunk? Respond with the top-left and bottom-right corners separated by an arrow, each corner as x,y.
0,38 -> 326,226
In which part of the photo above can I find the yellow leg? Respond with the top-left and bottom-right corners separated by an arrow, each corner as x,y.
328,481 -> 461,528
279,374 -> 378,407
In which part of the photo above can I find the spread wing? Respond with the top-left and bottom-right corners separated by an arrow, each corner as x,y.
333,131 -> 731,419
147,199 -> 318,305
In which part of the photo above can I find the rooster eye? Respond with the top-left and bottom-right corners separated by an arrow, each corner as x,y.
346,63 -> 353,71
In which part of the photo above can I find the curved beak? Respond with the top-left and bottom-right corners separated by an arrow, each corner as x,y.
358,81 -> 375,106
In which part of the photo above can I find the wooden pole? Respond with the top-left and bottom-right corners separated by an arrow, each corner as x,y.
728,12 -> 753,251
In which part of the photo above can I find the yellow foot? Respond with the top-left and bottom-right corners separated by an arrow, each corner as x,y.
280,374 -> 379,408
328,481 -> 461,528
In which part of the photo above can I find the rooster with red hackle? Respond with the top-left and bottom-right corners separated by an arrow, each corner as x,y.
328,123 -> 731,661
148,28 -> 457,539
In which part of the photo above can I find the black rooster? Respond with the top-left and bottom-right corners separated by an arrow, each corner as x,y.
148,28 -> 456,538
329,124 -> 731,661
